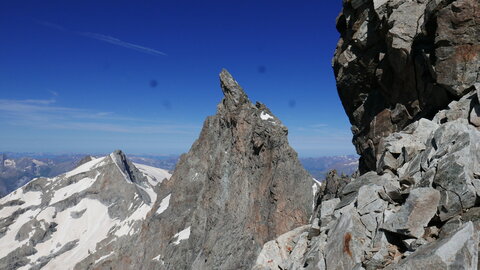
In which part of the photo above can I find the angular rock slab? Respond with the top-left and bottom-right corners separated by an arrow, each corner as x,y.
388,222 -> 478,269
253,225 -> 310,270
382,187 -> 440,238
429,120 -> 480,220
325,206 -> 369,270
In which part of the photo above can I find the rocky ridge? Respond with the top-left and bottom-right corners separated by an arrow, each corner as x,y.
253,0 -> 480,269
99,69 -> 314,270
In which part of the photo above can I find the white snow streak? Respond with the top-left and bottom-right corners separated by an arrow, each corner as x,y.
172,226 -> 191,245
156,194 -> 171,215
94,251 -> 114,264
64,156 -> 105,178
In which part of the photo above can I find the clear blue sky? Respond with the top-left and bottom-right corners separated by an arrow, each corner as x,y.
0,0 -> 355,157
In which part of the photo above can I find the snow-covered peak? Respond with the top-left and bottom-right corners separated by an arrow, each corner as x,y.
0,150 -> 171,270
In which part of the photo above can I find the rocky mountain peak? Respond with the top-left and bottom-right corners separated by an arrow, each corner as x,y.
108,149 -> 146,185
219,68 -> 251,111
90,70 -> 315,270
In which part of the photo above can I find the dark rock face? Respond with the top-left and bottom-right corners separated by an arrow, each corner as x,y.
333,0 -> 480,172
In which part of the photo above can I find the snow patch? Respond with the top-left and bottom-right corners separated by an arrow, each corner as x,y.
345,160 -> 359,166
21,198 -> 116,269
156,194 -> 171,215
260,111 -> 274,121
0,208 -> 41,259
152,255 -> 164,264
50,173 -> 100,204
134,163 -> 171,186
94,251 -> 114,264
311,178 -> 321,212
3,159 -> 15,167
172,226 -> 191,245
64,157 -> 106,178
114,203 -> 152,237
0,190 -> 43,219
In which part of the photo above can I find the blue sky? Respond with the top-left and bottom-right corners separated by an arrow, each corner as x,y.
0,0 -> 354,157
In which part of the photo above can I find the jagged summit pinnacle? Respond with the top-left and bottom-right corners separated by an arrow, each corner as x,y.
109,149 -> 147,187
219,69 -> 250,110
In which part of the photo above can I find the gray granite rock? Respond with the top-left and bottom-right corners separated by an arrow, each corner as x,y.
387,222 -> 478,269
382,187 -> 440,238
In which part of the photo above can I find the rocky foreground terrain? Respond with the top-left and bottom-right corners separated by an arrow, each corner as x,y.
253,0 -> 480,269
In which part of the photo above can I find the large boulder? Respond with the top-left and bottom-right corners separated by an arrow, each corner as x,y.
386,222 -> 478,269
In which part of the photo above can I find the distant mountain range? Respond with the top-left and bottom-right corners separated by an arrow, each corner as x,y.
0,152 -> 357,198
299,155 -> 358,179
0,153 -> 86,197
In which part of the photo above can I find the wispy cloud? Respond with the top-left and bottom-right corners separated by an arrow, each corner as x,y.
21,99 -> 57,105
0,98 -> 197,135
33,20 -> 67,31
79,32 -> 167,56
34,19 -> 167,57
309,123 -> 328,128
